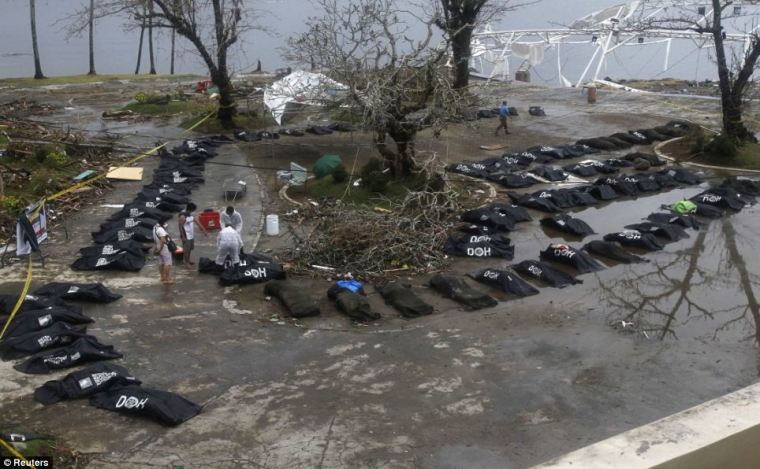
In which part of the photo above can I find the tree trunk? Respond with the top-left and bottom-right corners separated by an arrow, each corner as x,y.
373,126 -> 416,177
212,71 -> 235,126
29,0 -> 45,79
87,0 -> 96,75
148,2 -> 157,75
170,27 -> 175,75
135,18 -> 146,75
712,0 -> 755,143
451,26 -> 473,89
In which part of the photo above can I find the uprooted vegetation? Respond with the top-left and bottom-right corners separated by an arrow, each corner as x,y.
285,189 -> 463,277
0,102 -> 129,237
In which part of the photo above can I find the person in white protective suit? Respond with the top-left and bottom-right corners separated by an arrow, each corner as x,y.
215,223 -> 244,266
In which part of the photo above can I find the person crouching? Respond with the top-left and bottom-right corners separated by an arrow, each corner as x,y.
216,223 -> 244,267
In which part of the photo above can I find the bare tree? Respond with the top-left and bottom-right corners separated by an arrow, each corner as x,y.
437,0 -> 533,89
147,0 -> 157,74
29,0 -> 45,79
287,0 -> 464,177
632,1 -> 760,144
145,0 -> 246,124
135,13 -> 146,74
59,0 -> 98,75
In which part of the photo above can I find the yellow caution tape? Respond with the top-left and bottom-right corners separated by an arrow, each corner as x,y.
0,256 -> 32,340
0,437 -> 31,465
0,107 -> 218,341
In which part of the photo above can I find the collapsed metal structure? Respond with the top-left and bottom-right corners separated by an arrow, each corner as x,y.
470,1 -> 760,88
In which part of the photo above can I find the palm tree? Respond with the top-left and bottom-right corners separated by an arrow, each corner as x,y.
87,0 -> 96,75
29,0 -> 45,79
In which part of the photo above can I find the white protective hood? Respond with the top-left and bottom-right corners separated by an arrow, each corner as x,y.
263,70 -> 348,125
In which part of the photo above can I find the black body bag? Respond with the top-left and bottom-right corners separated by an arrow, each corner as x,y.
14,336 -> 123,374
512,260 -> 582,288
539,243 -> 605,274
583,240 -> 648,264
34,282 -> 122,303
603,230 -> 664,251
467,268 -> 540,297
218,259 -> 286,286
540,214 -> 595,237
0,322 -> 88,360
2,307 -> 93,338
327,284 -> 380,322
34,363 -> 140,405
89,385 -> 202,426
78,240 -> 146,258
624,222 -> 689,241
71,252 -> 146,272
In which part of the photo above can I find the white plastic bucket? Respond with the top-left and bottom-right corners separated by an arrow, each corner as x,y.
265,214 -> 279,236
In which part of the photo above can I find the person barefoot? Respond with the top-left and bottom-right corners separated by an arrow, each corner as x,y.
153,221 -> 173,284
178,202 -> 208,268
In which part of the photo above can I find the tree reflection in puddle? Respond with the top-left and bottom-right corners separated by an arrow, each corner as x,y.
598,216 -> 760,343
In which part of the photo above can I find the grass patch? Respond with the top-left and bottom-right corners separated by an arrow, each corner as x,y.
694,142 -> 760,170
123,99 -> 214,117
307,173 -> 426,206
0,73 -> 198,88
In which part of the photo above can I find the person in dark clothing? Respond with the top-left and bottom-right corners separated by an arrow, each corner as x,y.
495,101 -> 511,136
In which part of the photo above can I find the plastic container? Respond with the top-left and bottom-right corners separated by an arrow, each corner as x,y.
198,209 -> 221,231
266,214 -> 279,236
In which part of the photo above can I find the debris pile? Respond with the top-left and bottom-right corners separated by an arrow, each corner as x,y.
287,189 -> 461,276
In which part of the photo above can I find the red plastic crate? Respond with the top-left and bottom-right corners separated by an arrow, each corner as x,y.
198,210 -> 221,231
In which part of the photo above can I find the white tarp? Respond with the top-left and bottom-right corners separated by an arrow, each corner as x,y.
263,70 -> 348,125
511,43 -> 545,66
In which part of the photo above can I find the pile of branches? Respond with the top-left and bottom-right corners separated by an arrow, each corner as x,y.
287,189 -> 461,277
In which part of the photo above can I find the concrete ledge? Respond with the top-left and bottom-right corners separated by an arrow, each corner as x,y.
533,382 -> 760,469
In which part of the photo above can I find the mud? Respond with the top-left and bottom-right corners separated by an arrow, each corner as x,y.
0,81 -> 759,468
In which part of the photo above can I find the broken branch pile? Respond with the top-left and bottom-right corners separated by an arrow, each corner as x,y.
286,189 -> 461,277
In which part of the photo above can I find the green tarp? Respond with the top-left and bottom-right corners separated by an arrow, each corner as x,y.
313,154 -> 342,179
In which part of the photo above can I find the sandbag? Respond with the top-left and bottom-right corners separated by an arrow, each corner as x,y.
89,385 -> 201,426
34,283 -> 122,303
331,289 -> 380,322
540,214 -> 595,237
512,260 -> 582,288
429,274 -> 498,310
71,252 -> 146,272
264,280 -> 321,318
624,222 -> 689,241
647,212 -> 702,230
34,363 -> 140,405
0,323 -> 88,360
2,307 -> 93,338
377,283 -> 433,318
583,240 -> 648,264
603,230 -> 664,251
467,268 -> 539,297
539,243 -> 605,274
14,336 -> 123,374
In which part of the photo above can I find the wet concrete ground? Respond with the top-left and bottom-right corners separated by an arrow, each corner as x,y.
1,82 -> 760,468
